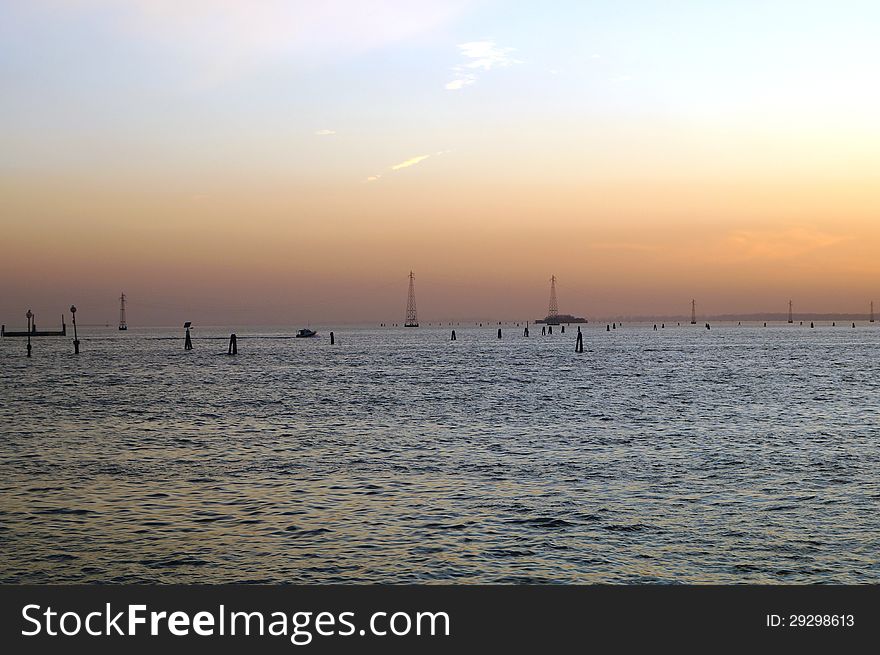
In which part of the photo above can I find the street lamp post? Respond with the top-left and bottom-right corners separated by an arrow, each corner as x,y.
26,309 -> 33,358
70,305 -> 80,354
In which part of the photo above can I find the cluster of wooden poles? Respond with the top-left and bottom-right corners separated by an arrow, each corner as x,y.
11,318 -> 870,358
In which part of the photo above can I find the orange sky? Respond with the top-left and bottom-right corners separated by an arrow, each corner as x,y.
1,2 -> 878,324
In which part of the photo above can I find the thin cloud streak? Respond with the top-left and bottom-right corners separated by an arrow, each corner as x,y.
367,151 -> 450,181
390,155 -> 431,171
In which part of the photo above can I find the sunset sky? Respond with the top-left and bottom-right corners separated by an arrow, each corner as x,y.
2,1 -> 879,325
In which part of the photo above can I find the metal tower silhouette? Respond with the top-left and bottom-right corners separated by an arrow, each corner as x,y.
871,301 -> 875,323
404,271 -> 418,327
690,299 -> 696,324
788,299 -> 793,324
547,275 -> 559,324
118,292 -> 128,331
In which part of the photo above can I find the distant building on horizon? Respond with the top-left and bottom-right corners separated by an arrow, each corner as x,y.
535,275 -> 587,324
535,313 -> 588,325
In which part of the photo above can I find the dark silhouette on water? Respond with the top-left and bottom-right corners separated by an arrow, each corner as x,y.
2,312 -> 66,337
536,275 -> 586,324
451,330 -> 456,341
546,274 -> 559,324
70,305 -> 80,354
404,271 -> 418,327
330,331 -> 335,345
118,292 -> 128,331
184,322 -> 193,350
227,333 -> 237,355
497,328 -> 502,339
575,327 -> 584,353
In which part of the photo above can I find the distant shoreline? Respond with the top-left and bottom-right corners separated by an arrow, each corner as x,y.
2,316 -> 875,332
600,313 -> 875,323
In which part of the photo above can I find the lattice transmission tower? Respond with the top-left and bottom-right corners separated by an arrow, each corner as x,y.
547,275 -> 559,324
405,271 -> 419,327
118,292 -> 128,331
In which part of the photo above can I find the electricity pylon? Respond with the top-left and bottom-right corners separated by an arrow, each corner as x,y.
118,292 -> 128,331
548,275 -> 559,324
405,272 -> 418,327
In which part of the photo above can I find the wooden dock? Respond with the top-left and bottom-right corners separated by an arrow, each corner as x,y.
1,316 -> 66,337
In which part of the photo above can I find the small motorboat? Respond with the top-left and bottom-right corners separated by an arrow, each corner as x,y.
295,328 -> 317,338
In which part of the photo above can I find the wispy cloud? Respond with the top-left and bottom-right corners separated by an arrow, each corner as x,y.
366,151 -> 450,182
314,129 -> 336,136
390,155 -> 430,171
445,40 -> 520,90
445,75 -> 476,91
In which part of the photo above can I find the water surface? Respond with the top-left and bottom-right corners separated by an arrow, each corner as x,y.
1,323 -> 878,583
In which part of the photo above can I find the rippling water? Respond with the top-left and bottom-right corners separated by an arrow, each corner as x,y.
1,323 -> 878,583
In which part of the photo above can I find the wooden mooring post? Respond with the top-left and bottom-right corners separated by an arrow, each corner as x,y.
70,305 -> 80,354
